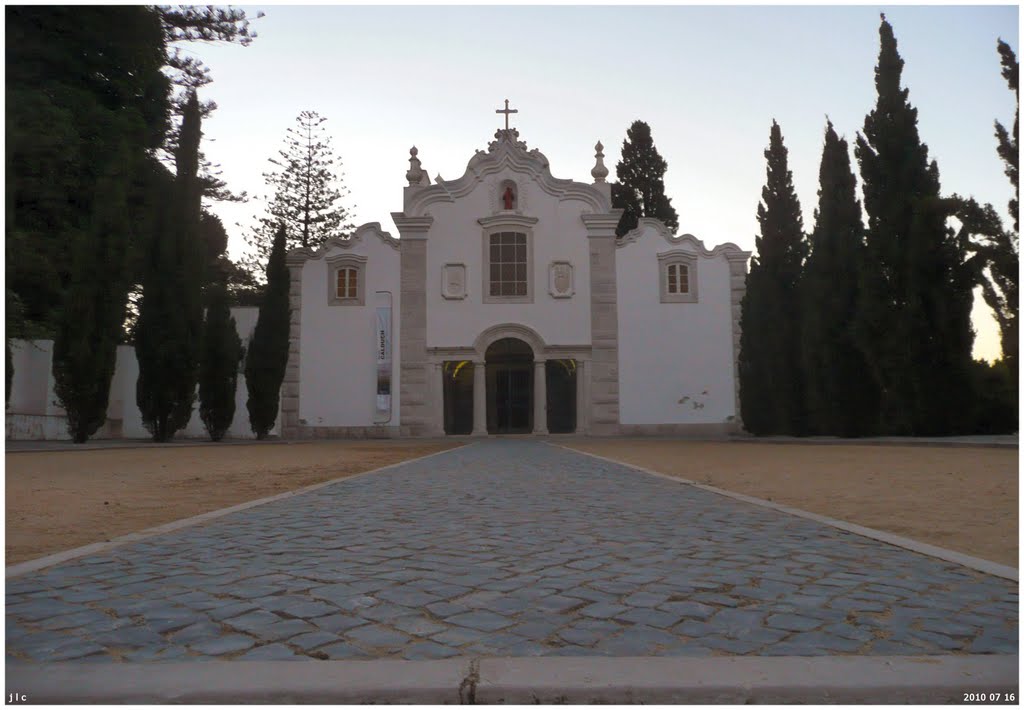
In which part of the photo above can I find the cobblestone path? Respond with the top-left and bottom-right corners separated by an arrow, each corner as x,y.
6,441 -> 1018,662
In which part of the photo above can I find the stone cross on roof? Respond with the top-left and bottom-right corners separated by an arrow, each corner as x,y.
496,99 -> 518,130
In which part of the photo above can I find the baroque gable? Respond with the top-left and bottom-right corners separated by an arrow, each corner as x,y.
402,129 -> 611,218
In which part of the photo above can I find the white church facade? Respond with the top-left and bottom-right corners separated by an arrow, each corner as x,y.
281,118 -> 751,439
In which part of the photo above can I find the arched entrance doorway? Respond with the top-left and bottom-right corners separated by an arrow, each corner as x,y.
486,338 -> 533,434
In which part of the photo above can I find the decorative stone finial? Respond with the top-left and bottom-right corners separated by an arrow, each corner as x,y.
591,141 -> 609,182
406,146 -> 423,186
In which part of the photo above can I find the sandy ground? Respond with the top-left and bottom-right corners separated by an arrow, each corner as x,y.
5,440 -> 459,564
564,440 -> 1018,567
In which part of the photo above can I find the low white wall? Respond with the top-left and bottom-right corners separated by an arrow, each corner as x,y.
5,307 -> 279,441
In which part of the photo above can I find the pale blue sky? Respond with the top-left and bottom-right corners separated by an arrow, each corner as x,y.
193,5 -> 1019,361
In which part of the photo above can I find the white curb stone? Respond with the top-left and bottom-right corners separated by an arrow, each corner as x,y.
6,656 -> 1017,704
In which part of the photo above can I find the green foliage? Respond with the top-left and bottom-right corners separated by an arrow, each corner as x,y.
801,122 -> 877,436
135,92 -> 205,442
978,40 -> 1019,386
245,111 -> 353,275
739,121 -> 808,435
199,274 -> 243,441
245,224 -> 291,439
612,120 -> 679,237
969,359 -> 1018,433
6,6 -> 171,339
854,15 -> 976,435
52,140 -> 136,443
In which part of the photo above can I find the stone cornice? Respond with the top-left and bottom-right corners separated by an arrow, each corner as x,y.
284,222 -> 399,266
403,135 -> 612,217
477,214 -> 539,230
617,218 -> 752,260
390,213 -> 433,240
581,211 -> 624,238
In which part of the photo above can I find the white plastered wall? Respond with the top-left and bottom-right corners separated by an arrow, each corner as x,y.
616,224 -> 738,425
297,235 -> 401,427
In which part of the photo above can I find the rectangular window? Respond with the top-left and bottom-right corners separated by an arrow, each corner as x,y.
488,231 -> 527,297
337,268 -> 358,299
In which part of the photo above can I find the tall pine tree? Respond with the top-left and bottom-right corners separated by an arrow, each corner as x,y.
245,224 -> 291,439
801,121 -> 876,436
738,121 -> 808,435
612,120 -> 679,237
135,91 -> 205,442
52,138 -> 135,442
199,269 -> 243,441
854,15 -> 976,435
244,111 -> 353,274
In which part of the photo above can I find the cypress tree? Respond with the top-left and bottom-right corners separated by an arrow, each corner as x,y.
245,224 -> 291,439
738,121 -> 808,435
52,139 -> 134,442
854,15 -> 976,435
981,40 -> 1019,385
612,120 -> 680,237
199,270 -> 243,441
801,122 -> 877,436
135,91 -> 204,442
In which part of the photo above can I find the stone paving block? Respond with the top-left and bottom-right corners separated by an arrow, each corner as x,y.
260,619 -> 318,642
345,623 -> 411,649
579,602 -> 630,620
375,586 -> 443,608
237,643 -> 305,660
534,594 -> 585,614
38,609 -> 113,631
318,641 -> 372,659
390,615 -> 449,638
91,625 -> 167,649
205,601 -> 259,621
168,621 -> 224,644
564,586 -> 619,603
447,610 -> 515,632
764,613 -> 823,632
287,631 -> 342,651
278,599 -> 338,619
622,591 -> 670,608
46,639 -> 108,661
430,626 -> 491,647
361,602 -> 418,623
311,614 -> 369,635
659,601 -> 716,620
777,631 -> 866,653
189,634 -> 256,656
506,619 -> 562,642
225,610 -> 281,633
617,607 -> 685,629
401,640 -> 463,660
692,593 -> 743,608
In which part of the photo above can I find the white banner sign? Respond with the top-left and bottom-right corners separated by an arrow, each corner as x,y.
375,303 -> 392,420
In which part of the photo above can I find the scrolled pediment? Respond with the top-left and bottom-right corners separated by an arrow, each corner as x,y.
404,133 -> 611,217
617,218 -> 751,260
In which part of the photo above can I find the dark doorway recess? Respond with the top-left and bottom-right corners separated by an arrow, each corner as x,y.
546,359 -> 577,433
443,360 -> 473,435
486,338 -> 533,434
